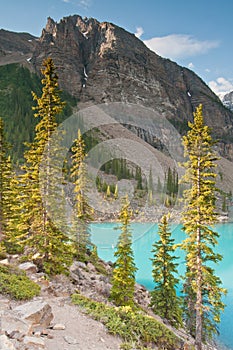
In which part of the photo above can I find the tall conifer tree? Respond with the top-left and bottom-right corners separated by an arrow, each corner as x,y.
150,214 -> 182,328
181,104 -> 226,349
70,129 -> 93,261
18,58 -> 72,274
110,196 -> 137,306
0,118 -> 12,252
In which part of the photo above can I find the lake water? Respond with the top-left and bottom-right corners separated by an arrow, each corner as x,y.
90,222 -> 233,349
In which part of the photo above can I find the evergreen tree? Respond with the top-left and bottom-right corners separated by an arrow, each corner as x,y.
150,214 -> 182,328
181,104 -> 226,349
70,129 -> 93,261
114,184 -> 118,199
18,58 -> 72,274
0,118 -> 12,252
106,184 -> 111,198
136,166 -> 143,190
110,196 -> 137,306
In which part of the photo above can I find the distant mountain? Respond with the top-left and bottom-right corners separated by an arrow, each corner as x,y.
222,91 -> 233,112
0,15 -> 233,161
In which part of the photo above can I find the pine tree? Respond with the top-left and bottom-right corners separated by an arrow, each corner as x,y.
110,196 -> 137,306
0,118 -> 12,253
114,183 -> 118,199
70,129 -> 94,261
106,184 -> 111,198
181,104 -> 226,349
18,58 -> 72,274
150,214 -> 182,328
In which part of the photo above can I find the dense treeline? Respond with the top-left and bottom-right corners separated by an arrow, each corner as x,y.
0,63 -> 76,162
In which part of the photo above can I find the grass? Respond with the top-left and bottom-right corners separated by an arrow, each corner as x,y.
72,292 -> 180,350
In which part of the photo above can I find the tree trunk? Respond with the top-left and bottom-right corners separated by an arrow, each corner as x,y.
195,156 -> 202,350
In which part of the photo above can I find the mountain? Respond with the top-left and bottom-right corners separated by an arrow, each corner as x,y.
222,91 -> 233,112
0,29 -> 37,66
1,15 -> 233,161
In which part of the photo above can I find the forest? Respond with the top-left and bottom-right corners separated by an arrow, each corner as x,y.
0,58 -> 226,350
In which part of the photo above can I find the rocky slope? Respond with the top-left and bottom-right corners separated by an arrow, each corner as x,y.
1,15 -> 233,159
222,91 -> 233,112
0,258 -> 198,350
29,15 -> 233,157
0,29 -> 36,66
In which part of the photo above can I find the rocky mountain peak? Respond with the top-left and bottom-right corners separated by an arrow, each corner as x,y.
1,14 -> 233,159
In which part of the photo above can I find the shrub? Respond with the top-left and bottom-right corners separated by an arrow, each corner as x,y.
72,293 -> 179,349
0,264 -> 40,300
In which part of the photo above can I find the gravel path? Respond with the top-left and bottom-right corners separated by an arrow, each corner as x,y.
44,298 -> 122,350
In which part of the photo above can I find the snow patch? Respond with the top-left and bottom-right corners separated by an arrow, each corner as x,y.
82,31 -> 88,39
84,67 -> 88,78
187,91 -> 191,97
27,57 -> 32,62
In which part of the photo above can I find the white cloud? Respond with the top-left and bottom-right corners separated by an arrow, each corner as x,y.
135,27 -> 144,39
78,0 -> 91,9
209,77 -> 233,98
63,0 -> 70,3
205,68 -> 210,73
188,62 -> 195,69
144,34 -> 219,59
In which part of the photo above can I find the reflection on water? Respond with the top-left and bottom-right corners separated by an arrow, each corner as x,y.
90,222 -> 233,349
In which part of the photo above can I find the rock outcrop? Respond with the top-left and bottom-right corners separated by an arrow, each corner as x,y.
29,15 -> 233,159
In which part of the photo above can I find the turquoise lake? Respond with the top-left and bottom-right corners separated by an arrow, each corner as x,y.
90,222 -> 233,349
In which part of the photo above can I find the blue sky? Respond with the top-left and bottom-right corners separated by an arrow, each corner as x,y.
1,0 -> 233,96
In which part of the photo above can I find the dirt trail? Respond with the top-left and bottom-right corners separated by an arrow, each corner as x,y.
44,297 -> 122,350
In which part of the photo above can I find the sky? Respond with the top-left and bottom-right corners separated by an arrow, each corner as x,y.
1,0 -> 233,97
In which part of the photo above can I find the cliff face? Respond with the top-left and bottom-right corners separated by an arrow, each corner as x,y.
1,15 -> 233,158
0,29 -> 36,66
30,16 -> 233,148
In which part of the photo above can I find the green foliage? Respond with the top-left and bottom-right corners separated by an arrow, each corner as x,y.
70,129 -> 94,261
0,63 -> 76,162
181,104 -> 226,347
72,293 -> 179,350
0,264 -> 40,300
17,58 -> 73,275
110,197 -> 137,307
0,118 -> 22,254
164,167 -> 179,206
150,215 -> 183,328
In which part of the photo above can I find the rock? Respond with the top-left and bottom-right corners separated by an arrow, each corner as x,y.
13,300 -> 53,329
87,262 -> 96,272
70,262 -> 84,282
95,281 -> 111,297
23,336 -> 45,348
76,261 -> 86,269
64,335 -> 79,345
0,298 -> 10,312
18,262 -> 38,274
1,313 -> 31,337
0,334 -> 17,350
52,324 -> 66,330
0,258 -> 9,266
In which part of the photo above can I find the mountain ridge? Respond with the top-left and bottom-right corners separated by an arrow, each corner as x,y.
1,14 -> 233,160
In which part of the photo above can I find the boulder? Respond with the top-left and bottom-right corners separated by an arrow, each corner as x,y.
23,336 -> 45,348
0,259 -> 9,266
0,334 -> 17,350
18,262 -> 38,274
1,313 -> 31,337
13,300 -> 53,329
